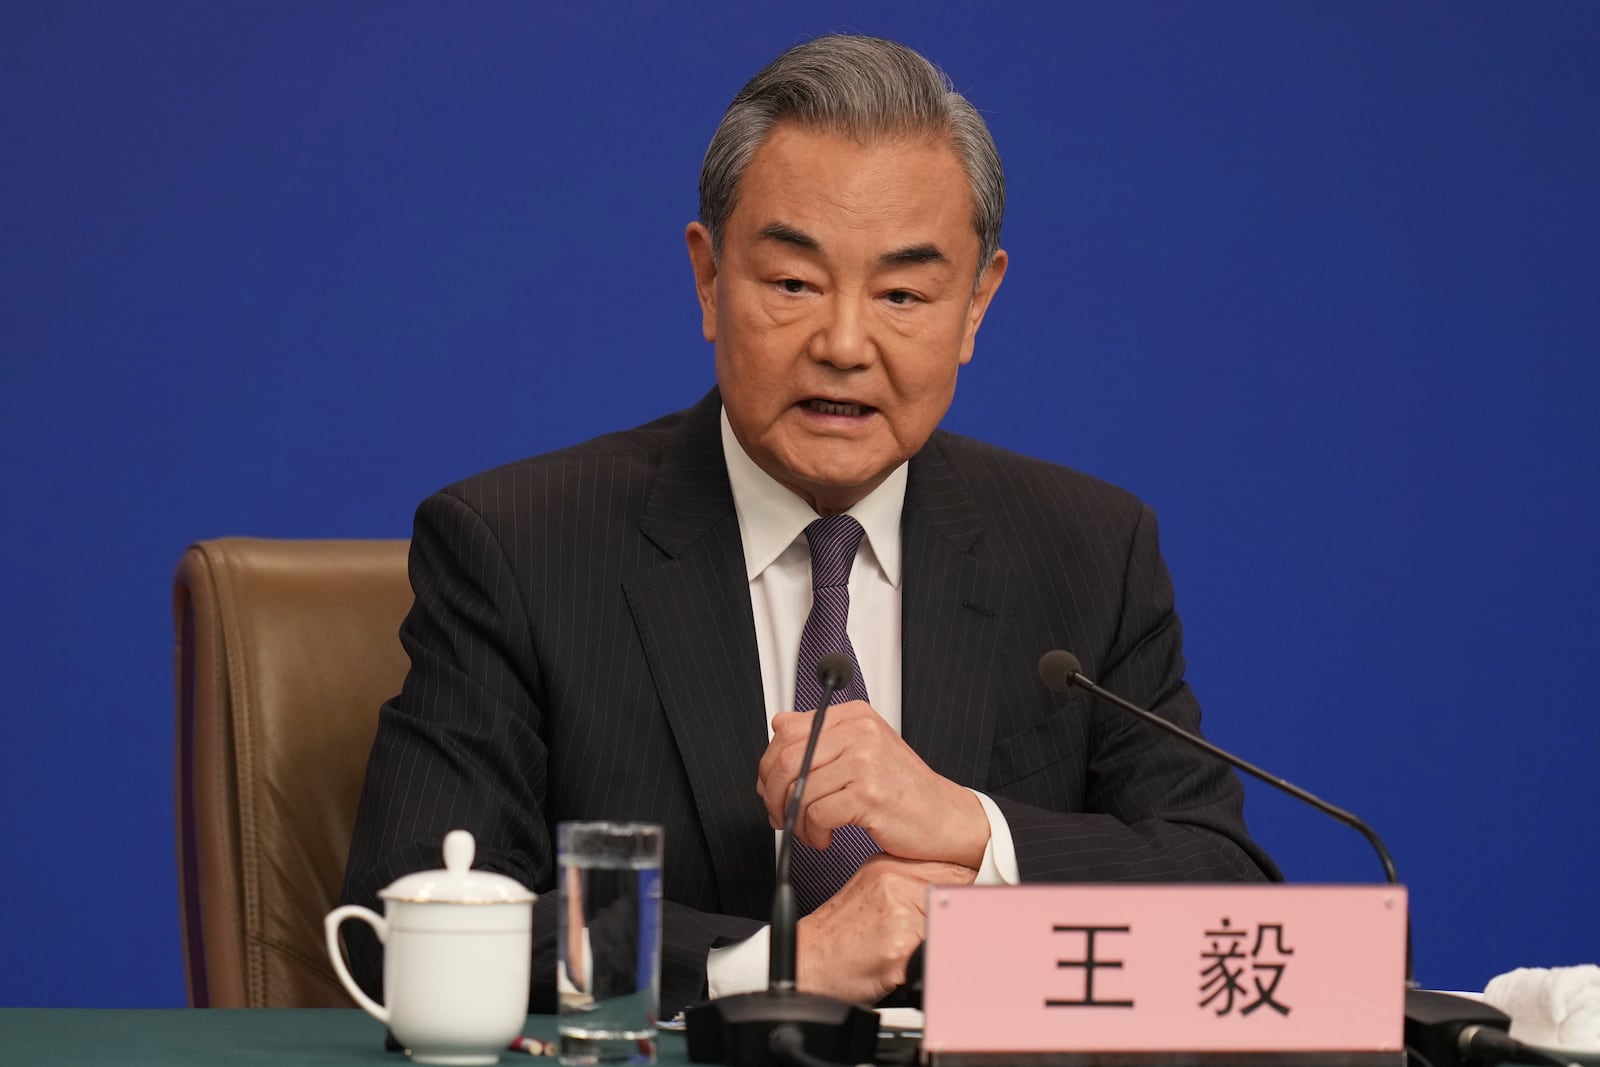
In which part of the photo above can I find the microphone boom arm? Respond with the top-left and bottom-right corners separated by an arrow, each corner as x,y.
768,665 -> 843,992
1050,658 -> 1399,885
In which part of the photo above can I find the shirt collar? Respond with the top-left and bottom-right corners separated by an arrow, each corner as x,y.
720,406 -> 906,588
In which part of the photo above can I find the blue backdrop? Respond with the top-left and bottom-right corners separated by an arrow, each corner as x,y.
3,3 -> 1596,1007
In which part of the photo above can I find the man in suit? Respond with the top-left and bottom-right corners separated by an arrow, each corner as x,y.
341,34 -> 1276,1016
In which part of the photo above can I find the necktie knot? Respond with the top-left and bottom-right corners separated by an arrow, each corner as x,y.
804,514 -> 865,590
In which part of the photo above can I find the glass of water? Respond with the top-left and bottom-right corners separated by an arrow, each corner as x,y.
556,821 -> 663,1066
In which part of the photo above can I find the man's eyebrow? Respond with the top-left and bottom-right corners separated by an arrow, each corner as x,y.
755,223 -> 821,251
880,243 -> 948,266
754,225 -> 949,268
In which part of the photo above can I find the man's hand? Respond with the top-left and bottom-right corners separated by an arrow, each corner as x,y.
795,854 -> 976,1005
757,700 -> 990,868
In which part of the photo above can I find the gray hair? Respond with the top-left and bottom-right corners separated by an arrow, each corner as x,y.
698,35 -> 1005,273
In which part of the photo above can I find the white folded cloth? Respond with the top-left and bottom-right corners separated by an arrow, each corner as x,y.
1482,964 -> 1600,1051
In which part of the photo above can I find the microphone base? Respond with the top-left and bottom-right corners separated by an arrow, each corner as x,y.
685,989 -> 880,1067
1403,988 -> 1510,1067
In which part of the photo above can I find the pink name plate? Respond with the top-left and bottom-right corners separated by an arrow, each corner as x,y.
923,884 -> 1407,1064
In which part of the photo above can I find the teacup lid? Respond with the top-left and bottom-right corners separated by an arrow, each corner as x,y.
378,829 -> 536,904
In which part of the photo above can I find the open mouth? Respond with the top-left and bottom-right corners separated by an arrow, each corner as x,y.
803,398 -> 874,417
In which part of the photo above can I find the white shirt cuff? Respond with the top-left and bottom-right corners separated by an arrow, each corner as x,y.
970,789 -> 1020,885
706,924 -> 771,999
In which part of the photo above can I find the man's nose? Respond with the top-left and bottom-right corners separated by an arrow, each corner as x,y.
808,292 -> 875,369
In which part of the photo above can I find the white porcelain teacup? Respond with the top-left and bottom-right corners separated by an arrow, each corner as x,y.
326,829 -> 535,1065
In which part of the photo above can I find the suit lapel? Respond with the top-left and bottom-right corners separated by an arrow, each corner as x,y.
622,391 -> 774,918
900,436 -> 1009,788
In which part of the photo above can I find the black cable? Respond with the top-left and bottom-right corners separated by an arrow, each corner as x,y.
1457,1025 -> 1582,1067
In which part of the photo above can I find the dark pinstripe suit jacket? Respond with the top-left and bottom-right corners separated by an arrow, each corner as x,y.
341,388 -> 1276,1015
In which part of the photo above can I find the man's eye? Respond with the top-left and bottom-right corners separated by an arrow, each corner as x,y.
885,289 -> 918,305
778,279 -> 806,294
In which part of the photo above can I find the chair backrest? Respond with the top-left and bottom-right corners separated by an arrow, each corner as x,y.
173,537 -> 411,1007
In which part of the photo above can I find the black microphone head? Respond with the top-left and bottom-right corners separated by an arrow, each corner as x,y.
816,652 -> 855,692
1037,649 -> 1084,693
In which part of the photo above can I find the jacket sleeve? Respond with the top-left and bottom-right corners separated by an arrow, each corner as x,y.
993,504 -> 1281,885
338,489 -> 761,1016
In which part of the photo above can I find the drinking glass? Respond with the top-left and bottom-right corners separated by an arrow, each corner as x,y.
556,821 -> 663,1066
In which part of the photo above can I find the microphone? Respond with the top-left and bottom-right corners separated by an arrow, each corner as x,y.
1036,651 -> 1399,883
770,652 -> 854,991
686,653 -> 880,1067
1036,649 -> 1536,1067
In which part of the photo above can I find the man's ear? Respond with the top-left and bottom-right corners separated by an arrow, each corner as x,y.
959,248 -> 1008,365
685,222 -> 718,343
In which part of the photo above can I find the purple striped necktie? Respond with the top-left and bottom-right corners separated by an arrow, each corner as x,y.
789,513 -> 882,915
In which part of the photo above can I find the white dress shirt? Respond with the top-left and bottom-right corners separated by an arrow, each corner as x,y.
705,409 -> 1018,997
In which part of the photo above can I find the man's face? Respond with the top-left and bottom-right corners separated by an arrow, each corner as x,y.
686,122 -> 1007,515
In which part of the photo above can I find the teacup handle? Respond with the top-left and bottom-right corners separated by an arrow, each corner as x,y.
325,904 -> 390,1023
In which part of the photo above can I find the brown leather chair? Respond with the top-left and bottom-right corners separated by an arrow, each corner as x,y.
173,538 -> 412,1007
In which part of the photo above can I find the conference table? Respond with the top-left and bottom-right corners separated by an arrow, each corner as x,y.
9,1007 -> 1575,1067
7,1007 -> 1581,1067
0,1009 -> 619,1066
